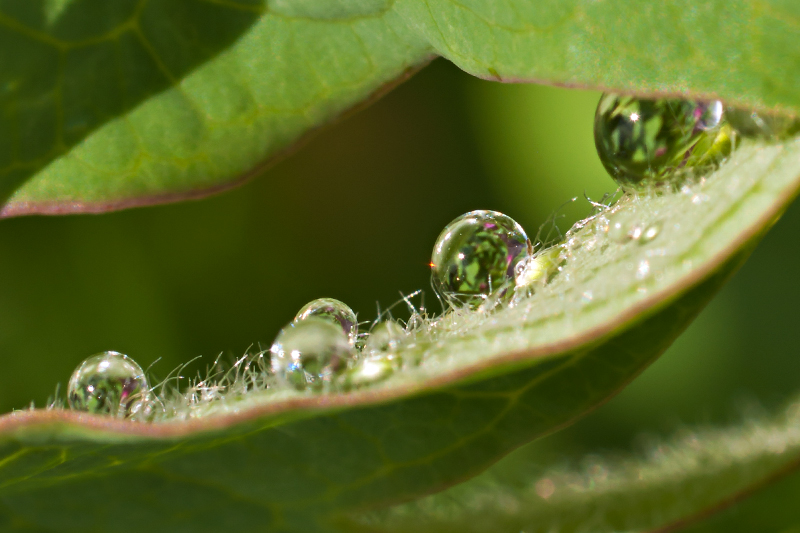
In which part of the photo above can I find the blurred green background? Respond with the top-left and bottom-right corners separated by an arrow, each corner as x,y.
2,59 -> 800,528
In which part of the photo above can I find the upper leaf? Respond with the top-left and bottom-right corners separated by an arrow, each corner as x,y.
0,0 -> 798,215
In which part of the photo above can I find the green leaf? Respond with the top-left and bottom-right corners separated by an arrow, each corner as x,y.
0,0 -> 431,215
1,0 -> 798,215
0,137 -> 798,531
3,1 -> 800,530
358,391 -> 800,533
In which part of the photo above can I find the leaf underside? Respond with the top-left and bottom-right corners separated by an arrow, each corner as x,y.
0,0 -> 798,215
0,138 -> 797,531
360,388 -> 800,533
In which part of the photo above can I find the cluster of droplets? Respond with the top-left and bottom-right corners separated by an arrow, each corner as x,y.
64,297 -> 418,419
62,95 -> 799,421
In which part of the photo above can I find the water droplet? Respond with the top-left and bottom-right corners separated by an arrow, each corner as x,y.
640,222 -> 661,243
67,351 -> 151,419
607,219 -> 630,242
270,317 -> 355,390
364,320 -> 406,355
594,94 -> 733,189
726,107 -> 800,141
515,245 -> 565,295
606,211 -> 642,243
431,210 -> 532,308
294,297 -> 358,345
343,355 -> 398,388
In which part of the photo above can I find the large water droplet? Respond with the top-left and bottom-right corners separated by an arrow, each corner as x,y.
431,210 -> 532,308
726,107 -> 800,141
270,317 -> 355,390
67,351 -> 151,419
294,297 -> 358,345
594,94 -> 733,189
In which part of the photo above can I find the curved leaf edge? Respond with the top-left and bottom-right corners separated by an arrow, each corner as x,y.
2,57 -> 796,220
1,140 -> 797,444
333,243 -> 759,530
0,58 -> 434,219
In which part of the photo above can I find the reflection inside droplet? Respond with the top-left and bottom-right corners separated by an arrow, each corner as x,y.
431,210 -> 532,309
294,297 -> 358,345
67,351 -> 151,419
270,318 -> 355,390
594,93 -> 733,190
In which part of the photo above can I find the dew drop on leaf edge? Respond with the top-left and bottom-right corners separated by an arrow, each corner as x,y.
594,93 -> 733,190
431,210 -> 532,309
294,297 -> 358,345
67,351 -> 151,419
270,317 -> 356,390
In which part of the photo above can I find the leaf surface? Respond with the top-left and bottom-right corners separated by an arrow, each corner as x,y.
0,138 -> 798,531
3,1 -> 800,531
1,0 -> 798,214
358,390 -> 800,533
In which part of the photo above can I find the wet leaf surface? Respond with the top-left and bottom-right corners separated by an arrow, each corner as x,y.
0,138 -> 798,531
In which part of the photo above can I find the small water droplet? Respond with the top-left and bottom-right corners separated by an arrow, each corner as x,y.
364,320 -> 406,356
67,351 -> 151,419
294,297 -> 358,345
640,222 -> 661,243
270,318 -> 355,390
431,210 -> 532,308
606,211 -> 642,243
607,219 -> 630,242
726,107 -> 800,141
594,93 -> 732,189
343,355 -> 398,388
514,245 -> 565,297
